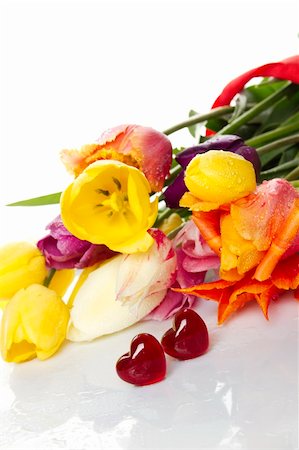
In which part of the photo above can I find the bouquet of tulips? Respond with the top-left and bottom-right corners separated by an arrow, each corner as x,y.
0,55 -> 298,374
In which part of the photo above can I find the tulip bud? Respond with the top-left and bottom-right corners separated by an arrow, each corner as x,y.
0,242 -> 47,300
164,135 -> 260,208
182,150 -> 256,207
1,284 -> 69,363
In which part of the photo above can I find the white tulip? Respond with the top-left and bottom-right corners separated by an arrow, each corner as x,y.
67,230 -> 176,341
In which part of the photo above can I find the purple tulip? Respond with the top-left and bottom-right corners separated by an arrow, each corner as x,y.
37,216 -> 116,270
164,135 -> 261,208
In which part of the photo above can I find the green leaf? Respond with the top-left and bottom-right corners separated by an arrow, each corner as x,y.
244,79 -> 289,103
7,192 -> 62,206
218,81 -> 293,137
231,80 -> 298,136
260,168 -> 290,181
254,86 -> 299,134
228,93 -> 248,123
279,146 -> 298,164
281,108 -> 299,127
188,110 -> 198,137
205,117 -> 228,133
188,109 -> 204,141
260,146 -> 289,168
260,144 -> 299,169
231,123 -> 259,141
260,158 -> 299,180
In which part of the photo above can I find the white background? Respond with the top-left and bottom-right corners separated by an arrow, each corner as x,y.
0,0 -> 299,240
0,3 -> 298,448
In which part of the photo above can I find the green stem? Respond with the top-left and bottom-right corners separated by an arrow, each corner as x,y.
285,165 -> 299,181
256,133 -> 299,156
43,268 -> 56,287
162,106 -> 234,135
216,81 -> 292,136
166,164 -> 182,185
246,122 -> 299,148
261,158 -> 299,176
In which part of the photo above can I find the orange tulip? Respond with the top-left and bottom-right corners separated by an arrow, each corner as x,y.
192,179 -> 299,282
174,253 -> 299,324
61,124 -> 172,192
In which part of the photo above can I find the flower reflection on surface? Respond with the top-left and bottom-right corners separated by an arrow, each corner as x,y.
0,295 -> 297,450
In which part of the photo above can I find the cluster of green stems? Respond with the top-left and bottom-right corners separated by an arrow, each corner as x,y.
163,81 -> 299,186
154,81 -> 299,225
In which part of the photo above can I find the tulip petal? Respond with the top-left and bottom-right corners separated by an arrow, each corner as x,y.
192,210 -> 222,256
67,231 -> 176,341
61,160 -> 158,253
61,124 -> 172,192
231,179 -> 298,251
116,229 -> 176,304
271,253 -> 299,290
220,212 -> 265,277
0,242 -> 47,299
254,198 -> 299,281
129,125 -> 173,192
48,269 -> 75,297
1,284 -> 69,362
184,151 -> 256,205
165,135 -> 261,209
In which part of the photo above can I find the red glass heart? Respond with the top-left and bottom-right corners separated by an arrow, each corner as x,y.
161,308 -> 209,360
116,333 -> 166,386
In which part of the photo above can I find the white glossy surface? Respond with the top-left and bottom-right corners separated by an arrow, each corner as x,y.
1,3 -> 299,443
0,291 -> 298,449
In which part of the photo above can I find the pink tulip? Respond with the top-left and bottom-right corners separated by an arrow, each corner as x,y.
147,220 -> 220,321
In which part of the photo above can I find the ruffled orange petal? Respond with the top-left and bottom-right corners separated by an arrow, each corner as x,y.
223,277 -> 272,322
271,253 -> 299,290
254,199 -> 299,281
231,179 -> 298,251
220,213 -> 265,279
61,142 -> 140,177
174,274 -> 281,324
254,285 -> 281,320
218,292 -> 254,324
61,125 -> 172,192
192,210 -> 222,256
219,267 -> 244,281
172,278 -> 234,298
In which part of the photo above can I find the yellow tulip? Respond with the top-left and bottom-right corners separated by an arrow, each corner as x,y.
1,284 -> 69,363
0,242 -> 47,299
0,300 -> 8,310
61,160 -> 158,253
180,150 -> 256,210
